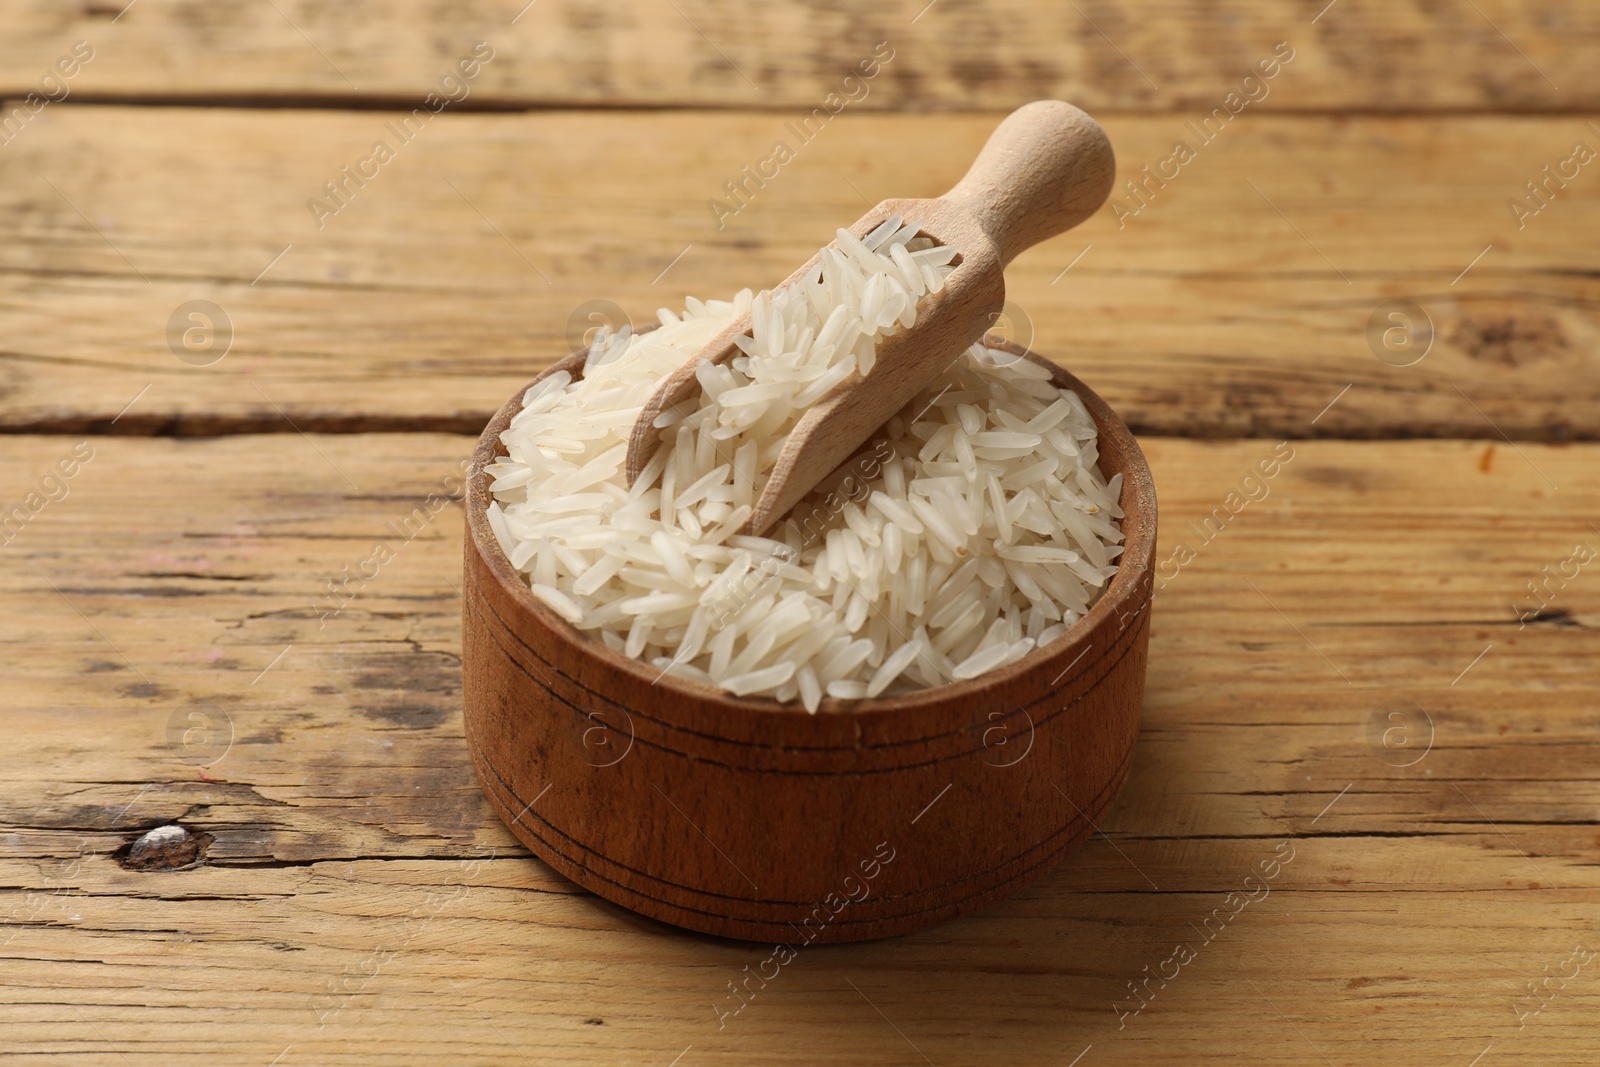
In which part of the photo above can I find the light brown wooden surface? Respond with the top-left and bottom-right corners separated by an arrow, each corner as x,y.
1,0 -> 1596,111
1,108 -> 1598,440
3,433 -> 1597,1064
4,2 -> 1598,1062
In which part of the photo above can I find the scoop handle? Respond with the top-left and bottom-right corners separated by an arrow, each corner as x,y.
941,100 -> 1115,268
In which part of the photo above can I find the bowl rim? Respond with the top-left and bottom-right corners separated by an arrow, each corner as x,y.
466,334 -> 1157,719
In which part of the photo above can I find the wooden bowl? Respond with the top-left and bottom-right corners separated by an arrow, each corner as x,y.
462,339 -> 1157,944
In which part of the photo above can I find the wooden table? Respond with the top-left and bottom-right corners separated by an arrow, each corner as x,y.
3,3 -> 1597,1063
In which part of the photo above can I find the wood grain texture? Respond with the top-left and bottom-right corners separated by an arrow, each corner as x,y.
2,431 -> 1596,1062
0,0 -> 1596,111
464,347 -> 1154,942
1,108 -> 1597,440
4,6 -> 1598,1057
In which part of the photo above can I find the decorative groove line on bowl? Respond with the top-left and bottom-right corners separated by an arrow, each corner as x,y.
472,737 -> 1137,921
460,332 -> 1157,942
466,582 -> 1149,772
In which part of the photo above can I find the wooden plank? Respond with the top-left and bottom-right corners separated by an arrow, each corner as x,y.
2,432 -> 1597,1063
1,0 -> 1596,112
1,108 -> 1597,440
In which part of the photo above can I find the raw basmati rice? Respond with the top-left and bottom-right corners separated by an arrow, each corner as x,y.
485,219 -> 1124,711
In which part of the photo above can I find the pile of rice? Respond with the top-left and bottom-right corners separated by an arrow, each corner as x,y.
485,217 -> 1124,710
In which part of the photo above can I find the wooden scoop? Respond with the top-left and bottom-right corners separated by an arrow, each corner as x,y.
625,100 -> 1115,536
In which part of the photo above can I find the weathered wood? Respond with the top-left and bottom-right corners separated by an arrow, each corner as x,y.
2,432 -> 1596,1061
6,3 -> 1596,1059
0,108 -> 1596,441
1,0 -> 1596,112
